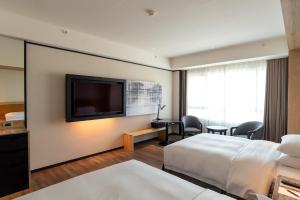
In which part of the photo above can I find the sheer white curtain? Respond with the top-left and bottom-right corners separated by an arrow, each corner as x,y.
187,60 -> 266,130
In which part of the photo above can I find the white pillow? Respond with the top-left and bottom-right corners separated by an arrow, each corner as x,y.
277,135 -> 300,157
278,154 -> 300,169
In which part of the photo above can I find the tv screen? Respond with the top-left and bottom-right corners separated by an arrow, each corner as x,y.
66,74 -> 126,122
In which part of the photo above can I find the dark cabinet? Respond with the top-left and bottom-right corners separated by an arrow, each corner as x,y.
0,132 -> 29,197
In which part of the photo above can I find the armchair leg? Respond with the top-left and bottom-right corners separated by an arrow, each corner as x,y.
181,122 -> 185,139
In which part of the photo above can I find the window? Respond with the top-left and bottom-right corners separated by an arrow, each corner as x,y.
187,60 -> 266,128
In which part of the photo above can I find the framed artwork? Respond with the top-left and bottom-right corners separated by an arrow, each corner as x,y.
126,80 -> 162,116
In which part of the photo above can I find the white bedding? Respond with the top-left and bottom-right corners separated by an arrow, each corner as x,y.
164,134 -> 281,200
5,111 -> 24,121
15,160 -> 234,200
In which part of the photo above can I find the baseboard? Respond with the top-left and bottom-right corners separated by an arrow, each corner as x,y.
31,146 -> 123,173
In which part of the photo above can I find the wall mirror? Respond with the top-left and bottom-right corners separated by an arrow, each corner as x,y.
0,35 -> 25,129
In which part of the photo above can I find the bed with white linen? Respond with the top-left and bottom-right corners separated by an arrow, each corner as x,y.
164,133 -> 282,200
5,111 -> 25,121
15,160 -> 234,200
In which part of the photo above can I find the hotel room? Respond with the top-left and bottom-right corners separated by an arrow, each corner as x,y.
0,0 -> 299,200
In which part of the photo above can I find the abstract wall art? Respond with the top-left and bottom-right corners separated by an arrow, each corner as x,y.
126,80 -> 162,116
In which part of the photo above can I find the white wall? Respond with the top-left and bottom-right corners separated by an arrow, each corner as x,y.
0,68 -> 24,102
0,35 -> 24,68
170,36 -> 288,69
27,44 -> 173,170
0,10 -> 170,69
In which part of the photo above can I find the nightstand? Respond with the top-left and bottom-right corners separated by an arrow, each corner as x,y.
273,165 -> 300,200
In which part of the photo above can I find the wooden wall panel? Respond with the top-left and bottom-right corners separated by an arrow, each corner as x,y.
287,49 -> 300,134
281,0 -> 300,50
0,102 -> 24,120
281,0 -> 300,134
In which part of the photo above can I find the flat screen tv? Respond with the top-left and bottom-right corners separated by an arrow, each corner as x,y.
66,74 -> 126,122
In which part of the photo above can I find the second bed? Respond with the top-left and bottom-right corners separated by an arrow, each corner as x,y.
164,133 -> 281,200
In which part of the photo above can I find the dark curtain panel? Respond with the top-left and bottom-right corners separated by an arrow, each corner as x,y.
179,70 -> 187,119
263,58 -> 288,142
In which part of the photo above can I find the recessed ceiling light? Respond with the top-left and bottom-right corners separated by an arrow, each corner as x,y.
61,29 -> 68,34
146,9 -> 156,16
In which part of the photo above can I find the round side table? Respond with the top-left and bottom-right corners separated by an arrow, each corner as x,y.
206,126 -> 228,135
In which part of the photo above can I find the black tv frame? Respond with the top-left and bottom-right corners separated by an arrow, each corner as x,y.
66,74 -> 126,122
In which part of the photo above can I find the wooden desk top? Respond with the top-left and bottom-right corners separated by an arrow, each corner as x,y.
125,127 -> 165,137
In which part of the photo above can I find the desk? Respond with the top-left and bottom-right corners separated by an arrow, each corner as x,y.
151,119 -> 182,146
207,126 -> 228,135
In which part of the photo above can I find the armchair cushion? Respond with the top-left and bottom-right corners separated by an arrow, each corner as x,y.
184,127 -> 202,133
235,135 -> 248,139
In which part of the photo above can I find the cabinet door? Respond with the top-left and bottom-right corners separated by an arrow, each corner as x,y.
0,133 -> 27,152
0,133 -> 29,197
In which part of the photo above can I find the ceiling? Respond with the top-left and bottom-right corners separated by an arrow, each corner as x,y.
0,0 -> 285,58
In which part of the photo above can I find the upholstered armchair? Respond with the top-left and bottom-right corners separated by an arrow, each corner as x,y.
230,121 -> 264,140
182,115 -> 203,139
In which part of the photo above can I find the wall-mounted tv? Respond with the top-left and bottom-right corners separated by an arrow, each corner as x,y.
66,74 -> 126,122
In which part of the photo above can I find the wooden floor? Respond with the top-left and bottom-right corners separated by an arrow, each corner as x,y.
1,139 -> 164,200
